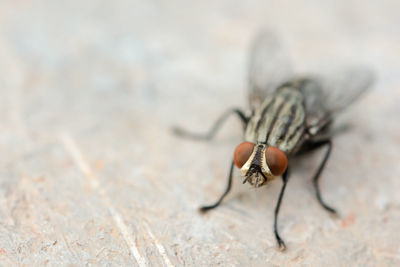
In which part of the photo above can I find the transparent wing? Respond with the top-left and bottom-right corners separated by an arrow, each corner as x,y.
248,31 -> 293,110
301,66 -> 374,134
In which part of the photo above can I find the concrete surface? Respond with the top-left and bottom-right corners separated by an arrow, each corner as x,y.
0,0 -> 399,266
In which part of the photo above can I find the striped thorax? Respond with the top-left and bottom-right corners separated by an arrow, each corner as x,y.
245,85 -> 306,153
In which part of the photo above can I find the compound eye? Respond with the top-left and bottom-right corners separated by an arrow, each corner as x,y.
233,142 -> 255,168
265,146 -> 288,176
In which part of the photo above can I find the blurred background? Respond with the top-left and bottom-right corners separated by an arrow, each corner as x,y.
0,0 -> 399,266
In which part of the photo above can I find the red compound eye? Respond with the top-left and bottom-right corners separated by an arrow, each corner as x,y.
233,142 -> 255,168
265,146 -> 288,176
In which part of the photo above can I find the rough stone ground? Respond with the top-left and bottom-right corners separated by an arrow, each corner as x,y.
0,0 -> 399,266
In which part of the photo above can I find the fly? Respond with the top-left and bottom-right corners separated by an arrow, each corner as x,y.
173,31 -> 374,251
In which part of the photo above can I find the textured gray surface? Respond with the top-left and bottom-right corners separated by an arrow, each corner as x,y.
0,0 -> 400,266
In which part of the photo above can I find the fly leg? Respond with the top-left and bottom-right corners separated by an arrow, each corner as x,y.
173,108 -> 248,141
311,139 -> 337,214
199,161 -> 234,212
299,138 -> 337,214
274,168 -> 289,251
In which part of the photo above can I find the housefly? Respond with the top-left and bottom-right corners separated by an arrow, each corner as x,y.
173,32 -> 374,250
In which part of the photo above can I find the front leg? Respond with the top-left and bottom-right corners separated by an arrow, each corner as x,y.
199,160 -> 234,212
274,168 -> 290,251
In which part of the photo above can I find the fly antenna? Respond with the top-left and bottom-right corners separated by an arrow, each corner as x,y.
255,175 -> 260,187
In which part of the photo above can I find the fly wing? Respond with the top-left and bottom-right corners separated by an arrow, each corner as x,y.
302,66 -> 374,135
248,31 -> 293,111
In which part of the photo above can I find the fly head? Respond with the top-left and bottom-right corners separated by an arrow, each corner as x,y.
233,142 -> 288,187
